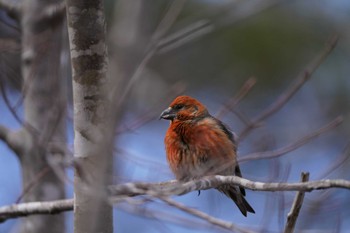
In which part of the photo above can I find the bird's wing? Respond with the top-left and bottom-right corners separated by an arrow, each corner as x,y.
211,117 -> 246,196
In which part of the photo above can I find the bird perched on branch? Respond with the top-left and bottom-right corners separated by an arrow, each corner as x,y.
160,95 -> 255,217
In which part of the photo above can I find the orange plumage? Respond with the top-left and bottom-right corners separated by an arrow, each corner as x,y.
160,95 -> 255,217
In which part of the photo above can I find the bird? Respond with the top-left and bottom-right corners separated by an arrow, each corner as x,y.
160,95 -> 255,217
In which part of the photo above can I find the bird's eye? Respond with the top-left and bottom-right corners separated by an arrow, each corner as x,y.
173,104 -> 184,110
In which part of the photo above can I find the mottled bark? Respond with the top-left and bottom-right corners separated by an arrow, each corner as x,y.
19,0 -> 66,233
65,1 -> 113,233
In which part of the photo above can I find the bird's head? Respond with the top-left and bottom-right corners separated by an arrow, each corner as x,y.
160,95 -> 209,122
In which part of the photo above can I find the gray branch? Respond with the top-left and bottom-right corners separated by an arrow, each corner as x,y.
0,199 -> 73,223
109,175 -> 350,197
284,172 -> 309,233
0,124 -> 24,155
0,1 -> 21,21
1,176 -> 349,223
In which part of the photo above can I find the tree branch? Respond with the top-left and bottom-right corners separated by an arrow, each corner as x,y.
158,196 -> 254,233
0,124 -> 23,155
109,175 -> 350,197
1,175 -> 349,223
0,1 -> 21,21
238,35 -> 339,141
284,172 -> 309,233
216,77 -> 257,119
0,199 -> 73,223
239,116 -> 343,163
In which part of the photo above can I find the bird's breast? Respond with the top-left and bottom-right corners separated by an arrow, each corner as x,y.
164,127 -> 213,181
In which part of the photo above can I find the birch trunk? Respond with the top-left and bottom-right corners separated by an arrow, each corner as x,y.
65,1 -> 113,232
20,0 -> 66,232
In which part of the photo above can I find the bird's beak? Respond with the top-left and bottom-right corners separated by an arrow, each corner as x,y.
159,107 -> 176,120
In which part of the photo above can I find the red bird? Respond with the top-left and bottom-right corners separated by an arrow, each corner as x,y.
160,95 -> 255,216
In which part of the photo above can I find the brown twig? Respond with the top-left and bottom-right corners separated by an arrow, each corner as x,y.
117,0 -> 187,106
284,172 -> 310,233
238,35 -> 339,142
317,141 -> 350,179
16,166 -> 50,203
157,0 -> 282,54
238,116 -> 343,163
216,77 -> 257,119
0,0 -> 21,21
0,82 -> 25,127
158,196 -> 254,233
117,202 -> 213,231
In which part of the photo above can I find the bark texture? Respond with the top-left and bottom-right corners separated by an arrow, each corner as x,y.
20,0 -> 66,233
65,1 -> 113,232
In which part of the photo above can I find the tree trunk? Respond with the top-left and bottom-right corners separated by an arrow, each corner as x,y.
20,0 -> 66,233
65,1 -> 113,232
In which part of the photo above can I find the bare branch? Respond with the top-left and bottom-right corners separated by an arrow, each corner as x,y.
284,172 -> 309,233
151,0 -> 187,42
15,167 -> 50,203
157,0 -> 282,54
0,199 -> 73,223
109,175 -> 350,198
41,2 -> 65,21
238,35 -> 339,141
117,0 -> 187,106
0,81 -> 25,127
216,77 -> 257,119
0,125 -> 11,143
317,141 -> 350,179
158,196 -> 254,233
118,203 -> 212,231
0,124 -> 23,155
239,116 -> 343,163
0,0 -> 21,21
1,175 -> 349,222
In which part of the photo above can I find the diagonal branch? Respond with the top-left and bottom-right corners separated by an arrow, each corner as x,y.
0,124 -> 23,155
117,0 -> 187,106
238,35 -> 339,141
158,196 -> 254,233
216,77 -> 257,119
284,172 -> 309,233
239,116 -> 343,163
0,0 -> 21,21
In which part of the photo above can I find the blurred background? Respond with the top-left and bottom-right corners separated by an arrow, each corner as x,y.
0,0 -> 350,232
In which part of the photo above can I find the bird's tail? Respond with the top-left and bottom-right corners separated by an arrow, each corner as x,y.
218,186 -> 255,217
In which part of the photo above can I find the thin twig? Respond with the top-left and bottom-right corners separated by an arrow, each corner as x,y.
158,196 -> 254,233
0,82 -> 25,127
317,141 -> 350,179
0,0 -> 21,21
216,77 -> 257,119
117,0 -> 187,106
117,202 -> 213,231
16,166 -> 50,203
157,0 -> 282,54
284,172 -> 309,233
41,2 -> 65,22
151,0 -> 187,42
239,116 -> 343,163
238,35 -> 339,141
